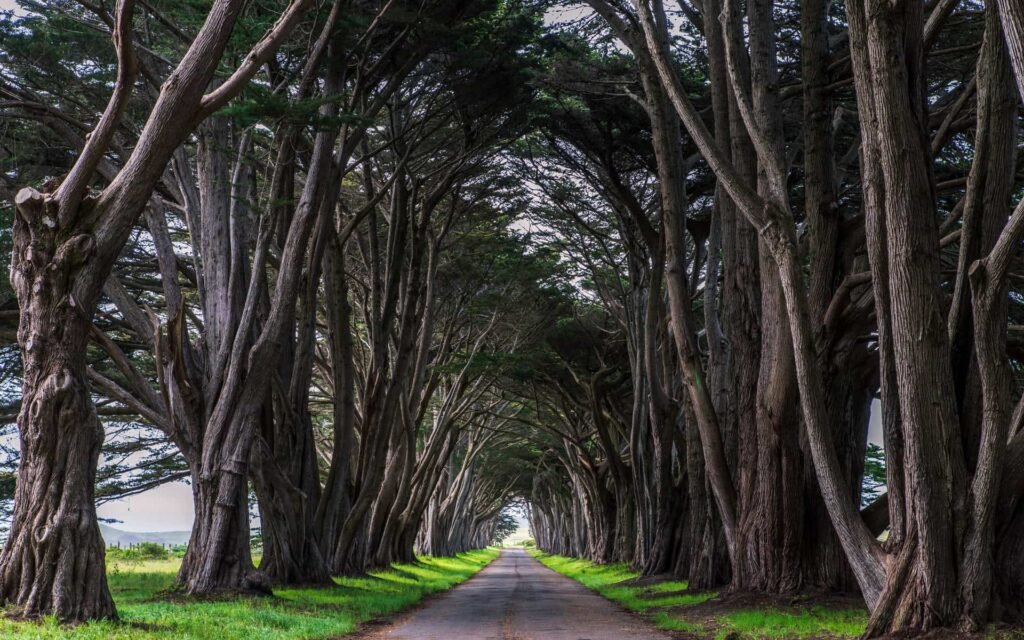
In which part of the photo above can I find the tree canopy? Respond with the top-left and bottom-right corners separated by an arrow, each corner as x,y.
1,0 -> 1024,636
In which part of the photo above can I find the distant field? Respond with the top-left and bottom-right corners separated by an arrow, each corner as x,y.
0,549 -> 498,639
501,525 -> 533,546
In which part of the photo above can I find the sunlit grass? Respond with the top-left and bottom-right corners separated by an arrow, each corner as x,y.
603,585 -> 716,611
530,551 -> 716,625
715,607 -> 867,639
643,580 -> 690,594
532,551 -> 866,639
0,548 -> 498,639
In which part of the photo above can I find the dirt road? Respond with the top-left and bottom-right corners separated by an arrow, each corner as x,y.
378,548 -> 670,640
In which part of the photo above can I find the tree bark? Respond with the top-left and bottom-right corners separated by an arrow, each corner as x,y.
0,0 -> 309,620
0,189 -> 116,621
847,0 -> 966,633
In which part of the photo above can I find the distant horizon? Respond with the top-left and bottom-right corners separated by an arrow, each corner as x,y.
97,481 -> 195,533
101,522 -> 190,534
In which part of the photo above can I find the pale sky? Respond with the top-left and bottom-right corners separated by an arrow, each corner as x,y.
97,481 -> 195,532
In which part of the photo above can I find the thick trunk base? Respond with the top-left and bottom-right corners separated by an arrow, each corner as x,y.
252,454 -> 331,586
177,474 -> 266,595
0,350 -> 115,621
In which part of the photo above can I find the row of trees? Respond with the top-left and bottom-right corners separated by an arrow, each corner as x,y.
5,0 -> 1024,637
520,0 -> 1024,636
0,0 -> 554,623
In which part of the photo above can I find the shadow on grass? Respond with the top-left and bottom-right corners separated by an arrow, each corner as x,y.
0,549 -> 499,640
530,551 -> 868,640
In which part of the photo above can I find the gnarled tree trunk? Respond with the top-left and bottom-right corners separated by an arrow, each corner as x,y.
0,189 -> 116,621
0,0 -> 309,620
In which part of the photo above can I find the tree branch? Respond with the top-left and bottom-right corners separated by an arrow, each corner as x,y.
55,0 -> 138,226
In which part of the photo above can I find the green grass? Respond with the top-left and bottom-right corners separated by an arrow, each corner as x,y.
530,551 -> 714,632
532,551 -> 867,639
652,610 -> 705,633
715,607 -> 867,639
0,548 -> 498,639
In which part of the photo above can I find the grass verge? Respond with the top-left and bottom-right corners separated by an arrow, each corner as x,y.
530,551 -> 867,639
0,548 -> 498,639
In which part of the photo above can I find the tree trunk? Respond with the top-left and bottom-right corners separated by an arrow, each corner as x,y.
178,464 -> 264,594
0,0 -> 309,620
0,190 -> 115,620
252,213 -> 332,585
316,241 -> 356,553
726,0 -> 805,594
956,3 -> 1017,628
637,43 -> 739,558
251,416 -> 331,585
685,401 -> 730,588
798,0 -> 862,593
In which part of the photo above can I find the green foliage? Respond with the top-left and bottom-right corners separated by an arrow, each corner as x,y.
491,511 -> 519,545
106,542 -> 170,563
651,611 -> 704,634
0,549 -> 498,639
862,443 -> 886,507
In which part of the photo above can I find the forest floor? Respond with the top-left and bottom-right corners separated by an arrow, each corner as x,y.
0,548 -> 497,639
531,551 -> 870,640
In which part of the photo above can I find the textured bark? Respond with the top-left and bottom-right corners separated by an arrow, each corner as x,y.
167,29 -> 343,589
699,0 -> 756,591
330,192 -> 414,571
847,0 -> 965,633
0,189 -> 116,622
159,123 -> 261,594
799,0 -> 863,593
947,15 -> 1014,474
958,5 -> 1018,628
176,115 -> 339,593
315,242 -> 357,553
640,259 -> 686,576
635,24 -> 739,559
178,464 -> 261,595
0,0 -> 309,621
684,401 -> 730,588
729,0 -> 803,594
252,193 -> 333,584
246,26 -> 346,580
631,0 -> 887,605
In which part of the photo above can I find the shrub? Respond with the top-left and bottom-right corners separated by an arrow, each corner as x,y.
107,542 -> 170,562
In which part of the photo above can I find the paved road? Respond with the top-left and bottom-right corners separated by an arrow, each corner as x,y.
380,548 -> 670,640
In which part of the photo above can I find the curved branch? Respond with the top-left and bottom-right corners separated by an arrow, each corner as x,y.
55,0 -> 138,226
197,0 -> 316,118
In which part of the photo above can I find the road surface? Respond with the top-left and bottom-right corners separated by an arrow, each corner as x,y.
379,548 -> 671,640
